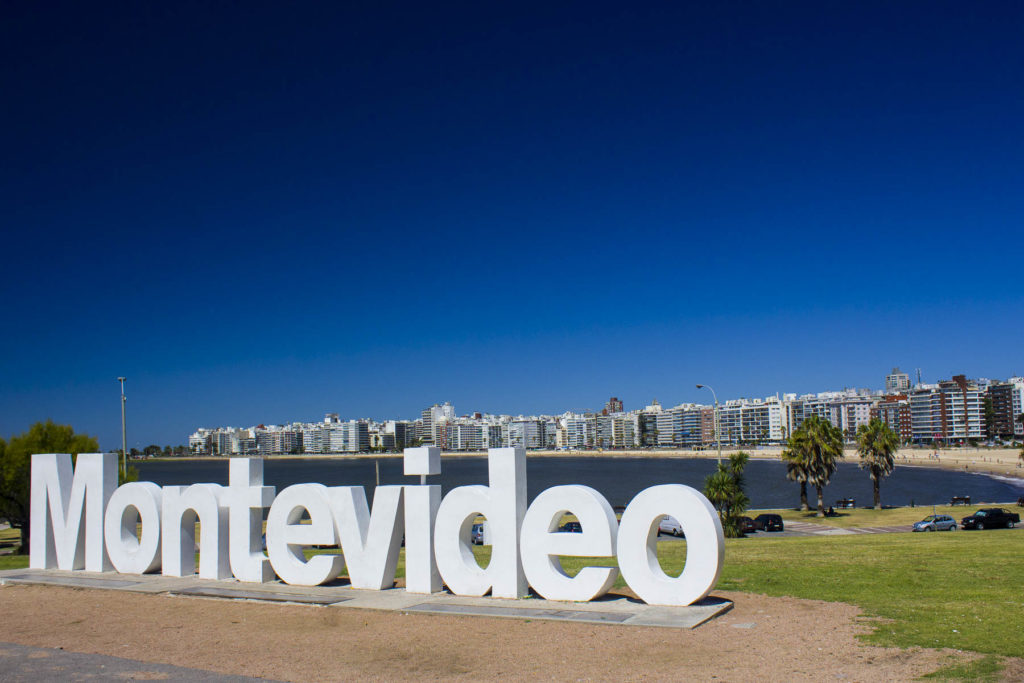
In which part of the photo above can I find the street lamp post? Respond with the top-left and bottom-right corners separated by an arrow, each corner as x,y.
696,383 -> 722,464
118,377 -> 127,480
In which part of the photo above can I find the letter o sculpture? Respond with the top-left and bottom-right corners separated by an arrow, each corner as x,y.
616,484 -> 724,606
104,481 -> 163,574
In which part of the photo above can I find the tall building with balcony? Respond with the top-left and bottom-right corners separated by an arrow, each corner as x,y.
788,391 -> 874,440
419,402 -> 455,444
562,414 -> 595,449
382,420 -> 413,449
987,380 -> 1024,438
910,376 -> 984,443
885,367 -> 911,394
507,419 -> 545,449
255,428 -> 299,455
594,414 -> 637,447
871,395 -> 912,442
189,428 -> 213,454
637,400 -> 662,446
302,424 -> 328,454
603,397 -> 624,415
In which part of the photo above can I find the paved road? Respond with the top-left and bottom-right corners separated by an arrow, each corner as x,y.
660,521 -> 1023,540
0,642 -> 272,682
771,521 -> 916,536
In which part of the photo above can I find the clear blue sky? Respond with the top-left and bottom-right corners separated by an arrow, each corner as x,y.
2,2 -> 1022,449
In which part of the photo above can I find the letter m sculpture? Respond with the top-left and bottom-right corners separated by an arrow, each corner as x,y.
30,453 -> 118,571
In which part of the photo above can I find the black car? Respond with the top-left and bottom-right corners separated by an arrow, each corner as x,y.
738,516 -> 757,534
960,508 -> 1020,530
754,514 -> 784,532
558,521 -> 582,533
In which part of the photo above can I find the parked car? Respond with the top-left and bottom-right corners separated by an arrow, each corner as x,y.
471,523 -> 485,545
738,516 -> 757,534
657,515 -> 684,537
558,521 -> 582,533
912,514 -> 957,532
960,508 -> 1020,530
754,514 -> 784,532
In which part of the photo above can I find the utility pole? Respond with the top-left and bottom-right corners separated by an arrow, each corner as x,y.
118,377 -> 127,480
696,384 -> 722,464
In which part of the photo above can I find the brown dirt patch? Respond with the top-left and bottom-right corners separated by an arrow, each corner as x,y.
0,583 -> 982,681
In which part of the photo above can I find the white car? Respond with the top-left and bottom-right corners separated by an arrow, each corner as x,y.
657,516 -> 684,537
912,514 -> 957,532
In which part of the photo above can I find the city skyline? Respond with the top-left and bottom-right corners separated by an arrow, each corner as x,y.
3,4 -> 1023,449
187,369 -> 1022,455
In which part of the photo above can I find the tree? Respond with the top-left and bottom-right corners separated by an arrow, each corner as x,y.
0,420 -> 99,553
983,398 -> 996,439
781,439 -> 810,511
703,451 -> 750,537
790,415 -> 844,517
856,418 -> 899,509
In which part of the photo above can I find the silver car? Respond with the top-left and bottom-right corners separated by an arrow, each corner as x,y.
912,514 -> 957,532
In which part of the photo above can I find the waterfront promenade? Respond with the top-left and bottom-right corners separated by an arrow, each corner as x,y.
160,447 -> 1024,480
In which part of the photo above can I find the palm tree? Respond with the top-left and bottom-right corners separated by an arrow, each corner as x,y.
781,435 -> 811,511
856,418 -> 899,509
792,415 -> 843,517
703,451 -> 750,537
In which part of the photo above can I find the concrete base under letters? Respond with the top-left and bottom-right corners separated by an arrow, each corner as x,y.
0,568 -> 732,629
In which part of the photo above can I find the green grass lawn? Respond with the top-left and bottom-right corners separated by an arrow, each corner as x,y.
0,526 -> 26,570
713,531 -> 1024,657
554,529 -> 1024,658
0,554 -> 30,571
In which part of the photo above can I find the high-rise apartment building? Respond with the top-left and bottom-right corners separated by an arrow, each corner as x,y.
788,391 -> 873,438
382,420 -> 413,449
255,428 -> 299,455
885,367 -> 911,394
871,395 -> 912,442
507,419 -> 545,449
603,397 -> 624,415
562,415 -> 595,449
419,402 -> 455,444
987,380 -> 1024,438
326,420 -> 369,452
910,375 -> 984,443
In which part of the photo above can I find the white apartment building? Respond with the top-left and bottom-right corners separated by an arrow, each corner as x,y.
789,390 -> 875,439
302,424 -> 328,454
561,414 -> 594,449
507,419 -> 545,449
1011,378 -> 1024,437
189,428 -> 213,453
420,402 -> 455,444
325,420 -> 370,453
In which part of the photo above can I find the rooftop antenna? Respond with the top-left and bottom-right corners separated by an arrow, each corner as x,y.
916,368 -> 922,385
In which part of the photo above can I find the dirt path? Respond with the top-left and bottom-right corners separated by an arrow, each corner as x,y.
0,583 -> 986,682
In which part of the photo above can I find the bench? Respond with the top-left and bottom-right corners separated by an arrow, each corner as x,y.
951,495 -> 971,506
835,498 -> 856,509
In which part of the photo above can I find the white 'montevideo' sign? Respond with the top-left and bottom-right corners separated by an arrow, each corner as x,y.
29,447 -> 724,606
